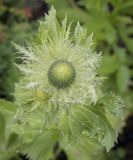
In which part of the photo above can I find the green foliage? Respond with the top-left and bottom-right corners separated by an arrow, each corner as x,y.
0,0 -> 37,100
0,6 -> 44,159
24,129 -> 59,160
0,1 -> 132,160
66,135 -> 104,160
0,99 -> 19,160
0,24 -> 17,100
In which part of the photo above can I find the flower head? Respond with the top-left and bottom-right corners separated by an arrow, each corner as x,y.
14,7 -> 102,113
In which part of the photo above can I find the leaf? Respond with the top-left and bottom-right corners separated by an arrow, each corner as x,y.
114,46 -> 127,64
0,133 -> 19,160
114,0 -> 133,14
0,150 -> 17,160
24,129 -> 59,160
91,107 -> 117,151
101,126 -> 117,152
116,65 -> 129,93
59,105 -> 117,151
0,111 -> 5,145
0,102 -> 19,160
118,20 -> 133,54
0,99 -> 16,114
67,134 -> 104,160
6,133 -> 19,149
0,99 -> 16,123
101,93 -> 124,118
99,55 -> 119,75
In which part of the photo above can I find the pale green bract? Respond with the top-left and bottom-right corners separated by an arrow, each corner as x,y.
12,7 -> 124,160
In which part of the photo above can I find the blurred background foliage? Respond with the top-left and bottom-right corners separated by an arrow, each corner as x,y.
0,0 -> 47,100
0,0 -> 133,160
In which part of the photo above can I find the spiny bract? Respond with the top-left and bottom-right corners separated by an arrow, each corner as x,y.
14,7 -> 102,119
13,7 -> 124,158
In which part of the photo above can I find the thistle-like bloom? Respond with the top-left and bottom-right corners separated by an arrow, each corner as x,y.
14,8 -> 101,112
13,8 -> 124,155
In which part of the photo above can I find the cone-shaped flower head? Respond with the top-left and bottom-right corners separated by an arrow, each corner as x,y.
48,60 -> 76,89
